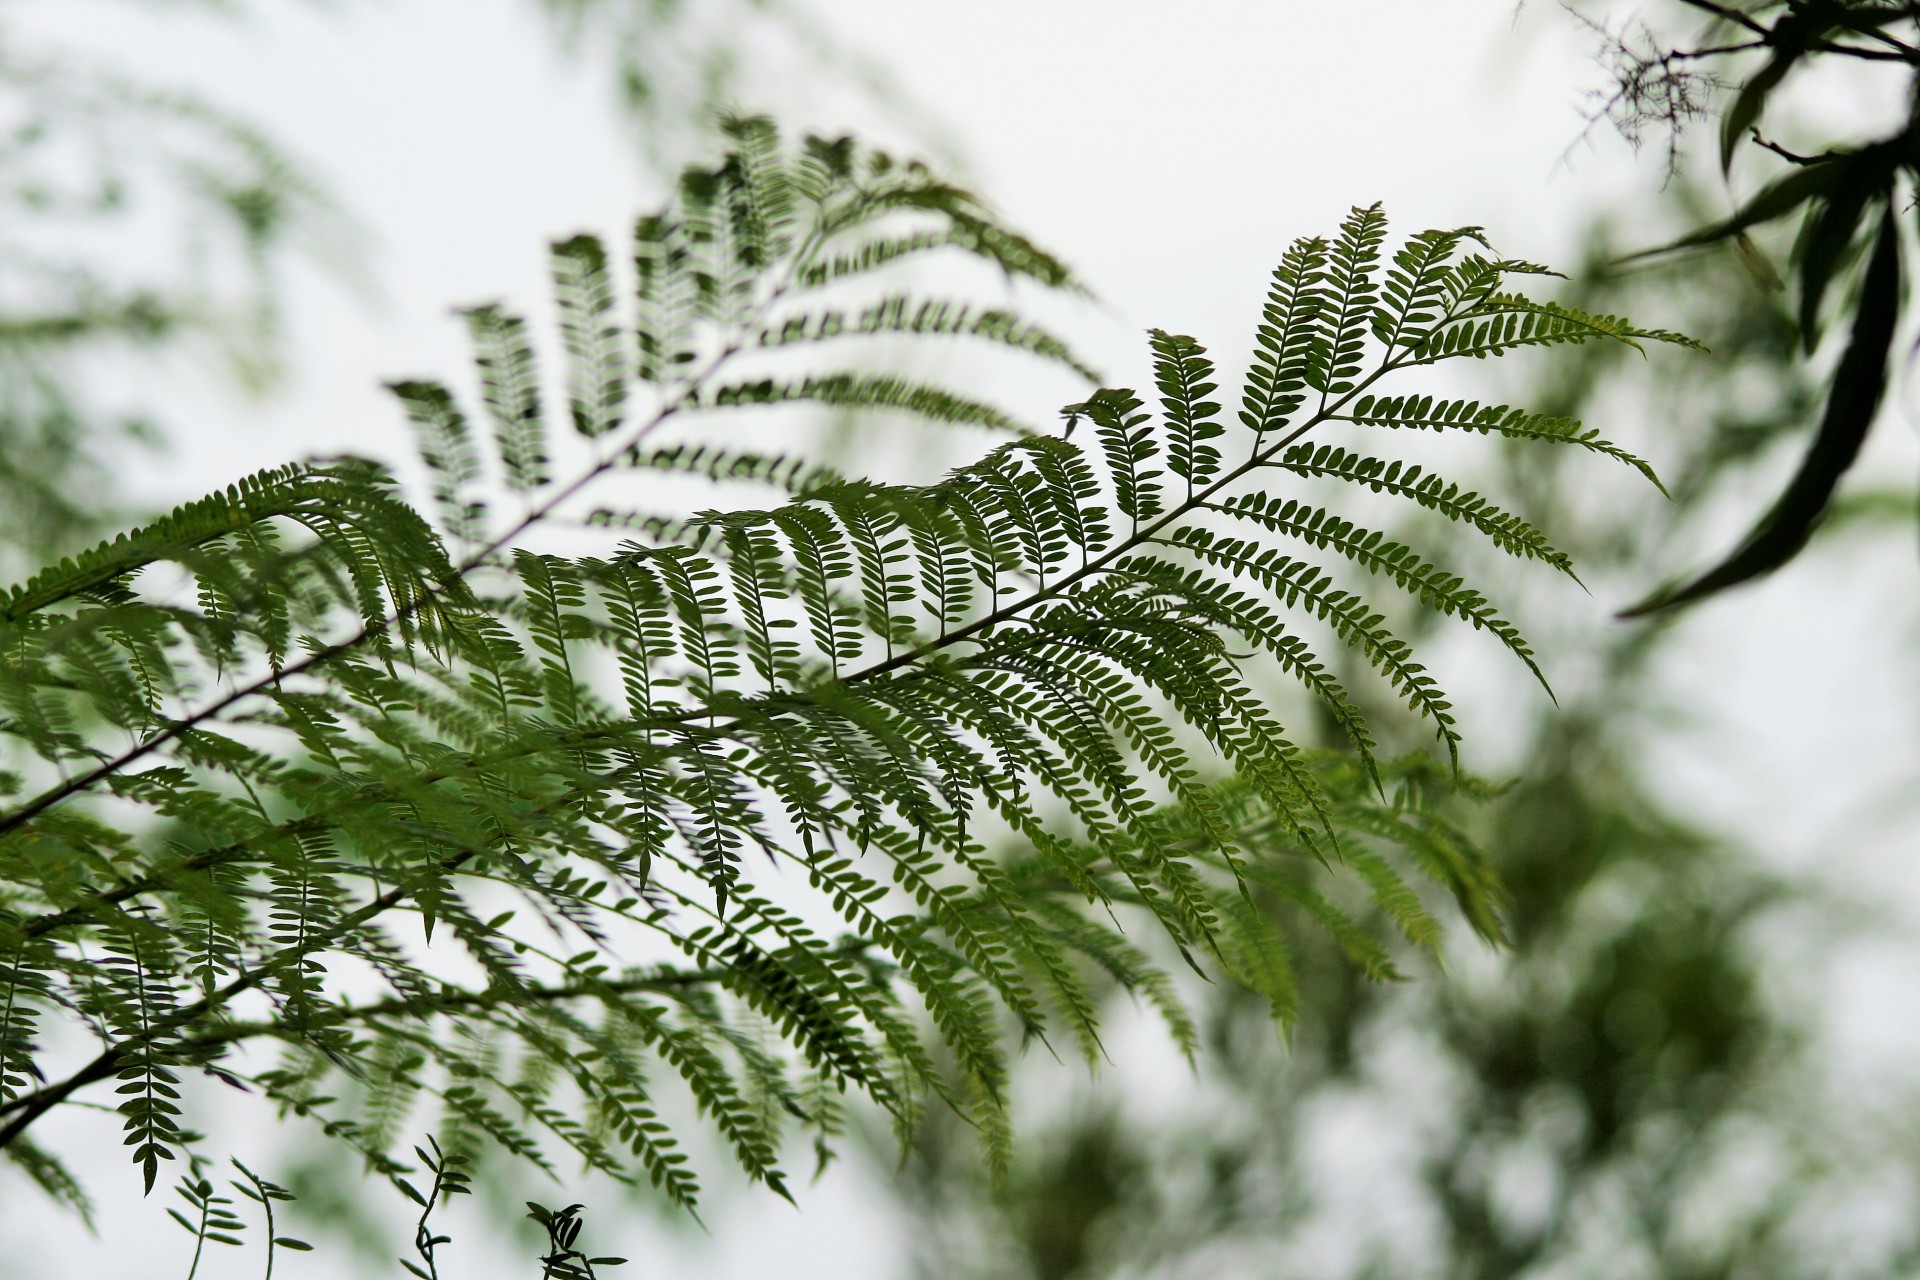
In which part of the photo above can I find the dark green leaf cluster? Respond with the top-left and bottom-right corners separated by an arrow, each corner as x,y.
0,118 -> 1681,1219
168,1155 -> 308,1280
528,1199 -> 627,1280
398,1136 -> 472,1280
1587,0 -> 1916,613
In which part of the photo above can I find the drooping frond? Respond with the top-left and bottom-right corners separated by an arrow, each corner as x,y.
0,136 -> 1683,1219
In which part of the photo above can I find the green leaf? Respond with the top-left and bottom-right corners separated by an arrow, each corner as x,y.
461,304 -> 550,493
700,372 -> 1029,435
1792,153 -> 1897,351
551,234 -> 629,438
1149,330 -> 1225,496
1624,161 -> 1839,262
1623,205 -> 1901,616
1719,41 -> 1799,176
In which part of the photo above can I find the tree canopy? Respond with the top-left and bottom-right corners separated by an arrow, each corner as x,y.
0,110 -> 1691,1269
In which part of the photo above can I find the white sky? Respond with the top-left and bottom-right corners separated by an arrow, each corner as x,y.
30,0 -> 1667,504
8,2 -> 1920,1277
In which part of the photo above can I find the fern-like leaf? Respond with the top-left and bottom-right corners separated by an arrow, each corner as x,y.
0,130 -> 1688,1231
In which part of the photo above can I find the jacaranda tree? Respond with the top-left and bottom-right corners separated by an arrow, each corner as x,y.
0,117 -> 1691,1270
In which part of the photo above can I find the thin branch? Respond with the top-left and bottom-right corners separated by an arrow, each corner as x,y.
0,221 -> 820,844
1672,0 -> 1771,38
1751,130 -> 1845,164
176,966 -> 745,1051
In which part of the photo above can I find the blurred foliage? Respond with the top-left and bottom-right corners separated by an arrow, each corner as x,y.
0,0 -> 895,577
1568,0 -> 1920,614
876,183 -> 1920,1280
533,0 -> 926,166
0,8 -> 1695,1271
0,0 -> 901,1259
0,8 -> 352,569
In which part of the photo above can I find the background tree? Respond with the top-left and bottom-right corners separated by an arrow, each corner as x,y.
865,23 -> 1920,1272
1569,0 -> 1920,613
0,0 -> 892,570
0,102 -> 1689,1274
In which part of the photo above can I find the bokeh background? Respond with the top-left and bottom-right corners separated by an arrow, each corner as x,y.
5,2 -> 1920,1276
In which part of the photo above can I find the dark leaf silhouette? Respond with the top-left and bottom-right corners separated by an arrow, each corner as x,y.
1623,204 -> 1900,616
